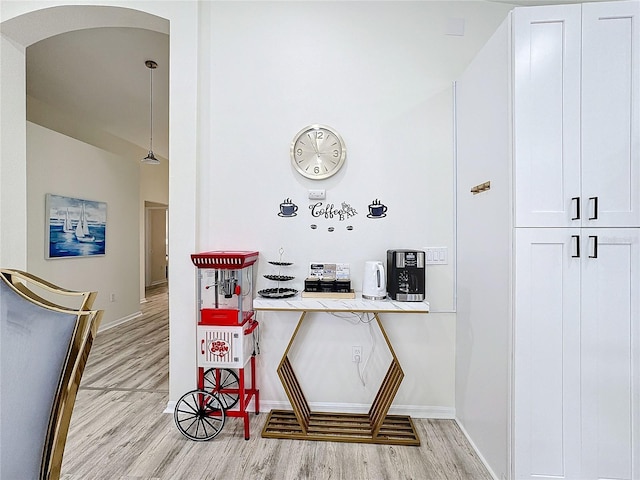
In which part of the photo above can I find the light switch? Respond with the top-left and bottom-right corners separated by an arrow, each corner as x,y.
425,247 -> 448,265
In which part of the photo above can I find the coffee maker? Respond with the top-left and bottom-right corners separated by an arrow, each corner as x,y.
386,250 -> 426,301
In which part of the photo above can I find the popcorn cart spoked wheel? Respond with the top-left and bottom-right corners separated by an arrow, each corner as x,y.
173,389 -> 226,441
203,368 -> 240,410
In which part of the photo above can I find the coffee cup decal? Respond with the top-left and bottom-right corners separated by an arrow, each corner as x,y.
278,198 -> 298,217
367,199 -> 387,218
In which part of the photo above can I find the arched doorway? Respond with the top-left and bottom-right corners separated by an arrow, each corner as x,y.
1,2 -> 199,404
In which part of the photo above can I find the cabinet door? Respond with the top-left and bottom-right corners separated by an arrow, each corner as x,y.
513,6 -> 582,227
581,229 -> 640,480
582,2 -> 640,227
514,228 -> 582,479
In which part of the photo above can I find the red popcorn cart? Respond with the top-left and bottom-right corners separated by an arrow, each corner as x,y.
174,251 -> 260,441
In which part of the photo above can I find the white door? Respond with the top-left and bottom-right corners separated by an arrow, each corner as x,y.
513,5 -> 581,227
514,228 -> 582,479
581,229 -> 640,479
582,2 -> 640,227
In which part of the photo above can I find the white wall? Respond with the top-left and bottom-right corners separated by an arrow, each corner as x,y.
455,17 -> 512,480
0,30 -> 27,269
198,1 -> 513,413
26,122 -> 141,328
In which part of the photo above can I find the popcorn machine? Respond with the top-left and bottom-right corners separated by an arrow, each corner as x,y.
173,251 -> 260,441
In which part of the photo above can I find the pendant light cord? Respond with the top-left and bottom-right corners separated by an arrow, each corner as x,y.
149,62 -> 153,152
145,60 -> 158,154
142,60 -> 159,164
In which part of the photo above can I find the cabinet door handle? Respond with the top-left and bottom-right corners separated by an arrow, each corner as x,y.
588,196 -> 599,220
571,235 -> 580,258
571,197 -> 580,220
589,236 -> 598,258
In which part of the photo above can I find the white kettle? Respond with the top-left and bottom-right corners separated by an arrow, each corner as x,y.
362,261 -> 386,300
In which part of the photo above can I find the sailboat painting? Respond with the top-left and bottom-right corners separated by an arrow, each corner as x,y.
46,194 -> 107,258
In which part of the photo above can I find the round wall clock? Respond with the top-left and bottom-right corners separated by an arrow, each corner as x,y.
290,124 -> 346,180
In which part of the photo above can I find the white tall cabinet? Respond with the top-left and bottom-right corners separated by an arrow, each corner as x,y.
455,2 -> 640,480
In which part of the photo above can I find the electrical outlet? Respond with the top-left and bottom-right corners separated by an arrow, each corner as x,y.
309,189 -> 326,200
352,346 -> 362,363
110,293 -> 116,302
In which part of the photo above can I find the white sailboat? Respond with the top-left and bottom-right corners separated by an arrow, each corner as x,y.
75,203 -> 95,243
63,208 -> 74,233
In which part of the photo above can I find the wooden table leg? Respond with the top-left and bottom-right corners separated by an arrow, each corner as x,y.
262,310 -> 419,445
276,312 -> 311,432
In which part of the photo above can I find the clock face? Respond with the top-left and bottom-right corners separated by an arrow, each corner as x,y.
290,125 -> 346,180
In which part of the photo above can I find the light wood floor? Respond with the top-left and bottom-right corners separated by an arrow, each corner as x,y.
61,285 -> 493,480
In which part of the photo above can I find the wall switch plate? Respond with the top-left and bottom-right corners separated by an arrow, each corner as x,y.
425,247 -> 448,265
352,346 -> 362,363
309,189 -> 326,200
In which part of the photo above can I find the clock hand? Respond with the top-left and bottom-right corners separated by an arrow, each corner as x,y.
307,133 -> 319,155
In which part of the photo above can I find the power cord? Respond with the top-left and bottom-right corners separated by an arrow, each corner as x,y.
354,314 -> 377,387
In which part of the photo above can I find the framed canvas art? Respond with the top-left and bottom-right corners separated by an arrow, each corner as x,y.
46,194 -> 107,258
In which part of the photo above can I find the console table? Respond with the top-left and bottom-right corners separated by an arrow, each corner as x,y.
253,294 -> 429,445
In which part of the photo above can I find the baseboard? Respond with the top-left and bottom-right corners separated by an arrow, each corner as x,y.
389,403 -> 455,419
455,417 -> 501,480
164,398 -> 258,414
98,311 -> 142,332
164,400 -> 176,414
163,398 -> 454,420
260,401 -> 454,419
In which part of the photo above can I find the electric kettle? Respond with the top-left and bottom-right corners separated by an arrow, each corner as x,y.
362,261 -> 386,300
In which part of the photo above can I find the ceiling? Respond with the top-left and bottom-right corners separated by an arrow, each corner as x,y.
26,27 -> 169,162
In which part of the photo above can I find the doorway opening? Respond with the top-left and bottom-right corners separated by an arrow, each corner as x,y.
146,202 -> 168,288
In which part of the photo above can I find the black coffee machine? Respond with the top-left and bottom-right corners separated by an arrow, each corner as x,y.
386,250 -> 426,301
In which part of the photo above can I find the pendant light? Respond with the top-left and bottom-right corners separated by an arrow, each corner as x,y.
142,60 -> 160,165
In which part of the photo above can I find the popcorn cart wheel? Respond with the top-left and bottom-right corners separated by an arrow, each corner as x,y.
174,389 -> 226,441
203,368 -> 240,410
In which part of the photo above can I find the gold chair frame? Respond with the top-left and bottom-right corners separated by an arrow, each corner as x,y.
0,269 -> 103,480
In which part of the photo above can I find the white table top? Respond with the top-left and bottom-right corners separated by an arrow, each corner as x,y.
253,293 -> 429,313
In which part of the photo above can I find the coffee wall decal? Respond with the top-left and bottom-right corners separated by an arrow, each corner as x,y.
278,198 -> 298,217
309,201 -> 358,221
367,199 -> 387,218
